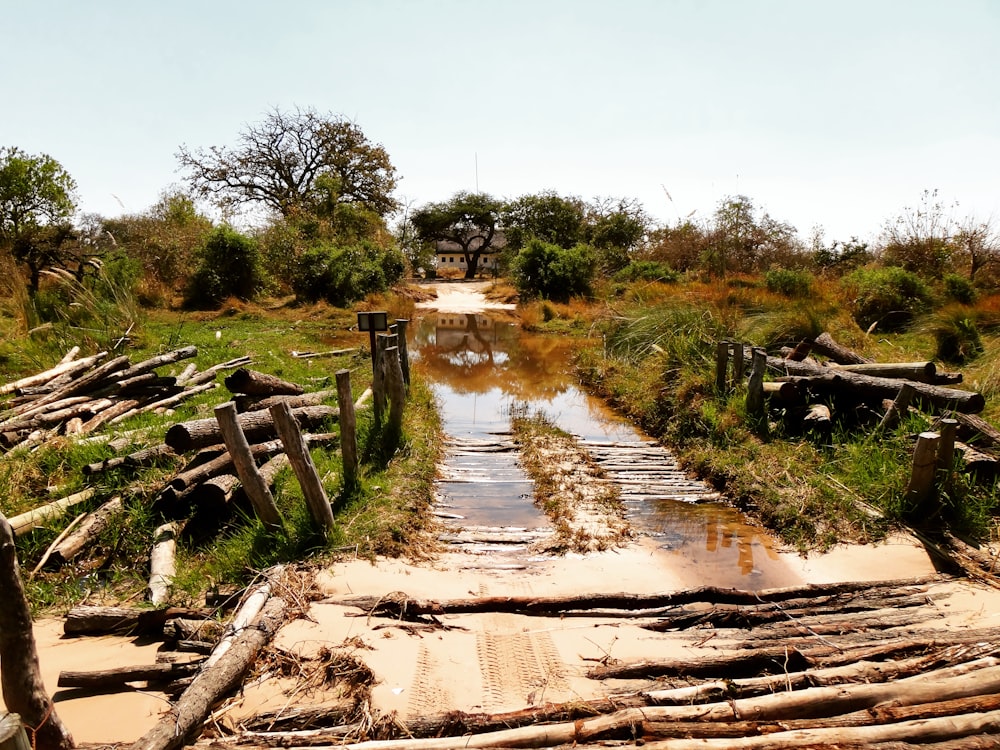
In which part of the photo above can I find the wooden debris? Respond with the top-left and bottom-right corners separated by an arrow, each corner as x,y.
224,368 -> 304,397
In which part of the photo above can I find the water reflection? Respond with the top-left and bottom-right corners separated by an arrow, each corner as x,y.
412,311 -> 793,585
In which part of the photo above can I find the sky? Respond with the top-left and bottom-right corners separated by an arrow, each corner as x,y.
2,0 -> 998,244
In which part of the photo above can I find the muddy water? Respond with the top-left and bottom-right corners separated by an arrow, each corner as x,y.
413,310 -> 794,588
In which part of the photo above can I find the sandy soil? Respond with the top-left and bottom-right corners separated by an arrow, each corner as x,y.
14,281 -> 1000,742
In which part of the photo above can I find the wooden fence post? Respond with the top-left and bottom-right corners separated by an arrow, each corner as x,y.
732,342 -> 746,385
270,401 -> 336,534
904,431 -> 941,511
385,346 -> 406,441
715,341 -> 730,394
0,514 -> 75,750
214,402 -> 283,532
392,319 -> 410,387
373,334 -> 390,424
336,369 -> 358,490
745,347 -> 768,418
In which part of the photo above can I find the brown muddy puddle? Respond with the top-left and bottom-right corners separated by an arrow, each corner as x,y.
412,311 -> 793,588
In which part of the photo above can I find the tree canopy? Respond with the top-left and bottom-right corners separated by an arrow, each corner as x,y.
411,192 -> 504,279
177,107 -> 399,219
0,147 -> 78,293
502,191 -> 587,251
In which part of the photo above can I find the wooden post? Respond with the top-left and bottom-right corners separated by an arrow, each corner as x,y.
904,431 -> 941,512
148,522 -> 178,605
0,714 -> 30,750
336,369 -> 358,490
269,402 -> 335,534
715,341 -> 729,394
879,382 -> 915,432
732,342 -> 745,385
0,515 -> 75,750
392,319 -> 410,387
214,402 -> 282,532
938,418 -> 958,471
745,347 -> 768,418
373,334 -> 390,424
385,346 -> 406,442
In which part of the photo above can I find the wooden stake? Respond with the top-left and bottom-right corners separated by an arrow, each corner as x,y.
905,431 -> 941,511
392,319 -> 411,386
385,346 -> 406,441
337,369 -> 358,489
0,514 -> 75,750
745,347 -> 767,418
270,401 -> 335,534
214,402 -> 282,532
715,341 -> 729,393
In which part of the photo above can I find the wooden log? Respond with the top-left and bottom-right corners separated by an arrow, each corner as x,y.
803,403 -> 831,428
116,345 -> 197,381
174,363 -> 198,386
165,403 -> 337,453
125,380 -> 217,420
82,443 -> 176,475
812,331 -> 872,364
224,368 -> 304,397
214,402 -> 282,531
332,576 -> 946,617
7,488 -> 95,537
63,606 -> 213,636
337,370 -> 358,489
290,347 -> 359,360
233,388 -> 335,413
29,354 -> 131,411
162,618 -> 226,643
954,441 -> 999,475
0,713 -> 30,750
828,361 -> 937,381
129,592 -> 289,750
784,339 -> 812,362
0,514 -> 75,750
770,359 -> 985,414
78,396 -> 144,433
185,473 -> 240,513
45,496 -> 124,569
203,568 -> 281,670
56,662 -> 199,690
879,382 -> 915,431
270,402 -> 335,533
761,380 -> 800,401
148,522 -> 178,605
0,351 -> 107,396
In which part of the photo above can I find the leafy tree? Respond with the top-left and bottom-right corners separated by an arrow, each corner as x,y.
703,195 -> 800,276
177,106 -> 399,219
291,240 -> 405,306
502,191 -> 587,251
583,197 -> 650,274
184,226 -> 262,309
0,147 -> 78,293
953,217 -> 999,284
411,192 -> 504,279
510,238 -> 596,302
642,220 -> 709,272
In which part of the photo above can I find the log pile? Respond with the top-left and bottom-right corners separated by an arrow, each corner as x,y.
0,346 -> 242,452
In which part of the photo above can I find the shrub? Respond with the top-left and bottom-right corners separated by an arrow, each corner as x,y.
184,226 -> 262,309
291,241 -> 405,306
612,260 -> 678,284
920,307 -> 984,364
943,273 -> 977,305
764,268 -> 813,297
510,239 -> 596,302
842,266 -> 933,332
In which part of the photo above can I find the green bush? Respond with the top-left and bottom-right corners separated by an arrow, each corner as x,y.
291,241 -> 405,306
842,266 -> 933,332
920,307 -> 984,364
184,226 -> 262,309
764,267 -> 813,297
612,260 -> 678,284
510,239 -> 596,302
943,273 -> 977,305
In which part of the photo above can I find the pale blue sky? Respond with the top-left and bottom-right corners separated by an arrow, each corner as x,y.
2,0 -> 997,243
